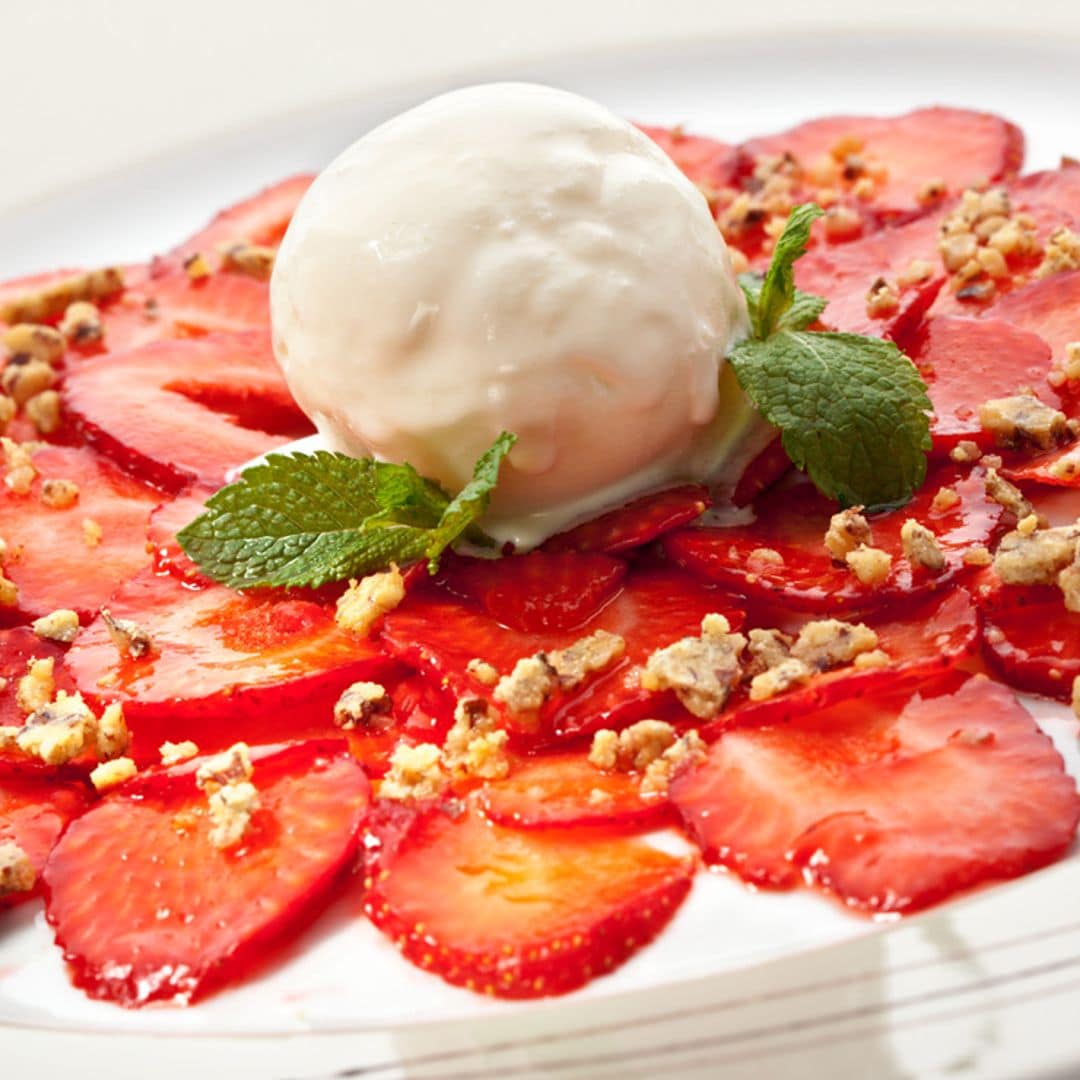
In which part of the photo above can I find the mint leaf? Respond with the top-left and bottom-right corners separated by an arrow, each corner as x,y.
742,203 -> 824,339
728,331 -> 932,510
739,272 -> 828,334
177,434 -> 515,589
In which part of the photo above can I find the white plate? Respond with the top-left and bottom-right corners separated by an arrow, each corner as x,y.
2,30 -> 1080,1080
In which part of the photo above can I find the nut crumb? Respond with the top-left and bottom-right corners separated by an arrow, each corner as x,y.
825,506 -> 872,561
335,564 -> 405,636
791,619 -> 879,671
931,487 -> 961,513
333,681 -> 393,731
845,543 -> 892,587
82,517 -> 103,547
221,244 -> 275,281
900,519 -> 946,572
31,608 -> 79,643
379,742 -> 445,802
101,608 -> 153,659
59,301 -> 104,345
0,841 -> 36,899
89,756 -> 137,792
466,657 -> 499,686
950,440 -> 982,464
160,740 -> 199,766
40,478 -> 79,509
25,390 -> 61,435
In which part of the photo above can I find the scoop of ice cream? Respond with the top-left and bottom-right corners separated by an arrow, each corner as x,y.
271,82 -> 763,548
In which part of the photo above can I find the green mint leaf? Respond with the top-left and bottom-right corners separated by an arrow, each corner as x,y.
176,434 -> 515,589
727,331 -> 932,510
739,272 -> 828,334
750,203 -> 825,338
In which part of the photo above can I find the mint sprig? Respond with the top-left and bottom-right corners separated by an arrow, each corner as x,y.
729,204 -> 931,509
177,433 -> 516,589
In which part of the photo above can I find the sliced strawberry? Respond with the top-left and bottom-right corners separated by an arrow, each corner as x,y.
0,445 -> 160,620
63,332 -> 312,492
639,125 -> 739,194
742,107 -> 1024,221
363,798 -> 694,998
44,740 -> 367,1005
665,465 -> 1003,615
146,484 -> 216,582
168,174 -> 314,265
1012,162 -> 1080,222
543,485 -> 709,555
442,551 -> 627,633
992,269 -> 1080,363
479,750 -> 674,831
906,316 -> 1061,456
66,570 -> 400,764
671,674 -> 1078,913
0,627 -> 75,731
1003,442 -> 1080,488
732,439 -> 791,507
2,775 -> 89,909
381,566 -> 744,744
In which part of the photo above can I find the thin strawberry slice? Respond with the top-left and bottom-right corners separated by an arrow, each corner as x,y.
0,628 -> 75,730
671,674 -> 1078,913
665,465 -> 1003,615
732,439 -> 791,508
363,799 -> 694,998
479,750 -> 674,831
639,125 -> 739,194
742,107 -> 1024,220
543,485 -> 709,555
381,566 -> 744,744
44,740 -> 368,1005
2,775 -> 89,909
146,484 -> 216,582
719,587 -> 978,737
1003,442 -> 1080,487
907,316 -> 1061,456
1011,163 -> 1080,222
63,332 -> 313,492
168,174 -> 314,265
992,269 -> 1080,364
442,551 -> 627,633
0,445 -> 160,620
67,569 -> 400,764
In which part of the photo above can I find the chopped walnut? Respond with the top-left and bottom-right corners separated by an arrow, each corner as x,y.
40,478 -> 79,509
1036,227 -> 1080,278
379,742 -> 445,802
1048,447 -> 1080,483
984,467 -> 1034,520
744,627 -> 794,679
898,258 -> 936,287
221,244 -> 276,281
1060,342 -> 1080,383
335,564 -> 405,636
0,841 -> 35,899
845,544 -> 893,587
917,178 -> 947,206
3,437 -> 37,494
160,739 -> 199,766
95,703 -> 130,759
640,613 -> 746,719
1017,513 -> 1040,537
853,648 -> 891,670
333,681 -> 393,731
2,357 -> 56,406
443,697 -> 509,781
791,619 -> 879,671
1058,558 -> 1080,614
82,517 -> 103,547
493,654 -> 558,715
17,691 -> 97,765
749,657 -> 812,702
0,395 -> 14,434
993,525 -> 1080,586
931,486 -> 961,513
17,656 -> 55,714
589,719 -> 678,773
823,205 -> 862,242
865,277 -> 900,318
196,742 -> 255,792
747,547 -> 784,570
31,608 -> 80,643
183,253 -> 212,280
900,519 -> 946,572
587,728 -> 620,770
963,545 -> 993,567
950,440 -> 982,464
25,390 -> 61,435
465,657 -> 499,686
0,267 -> 124,325
207,781 -> 261,849
89,756 -> 137,793
59,301 -> 104,345
3,323 -> 64,366
0,572 -> 17,607
979,394 -> 1068,451
547,629 -> 625,690
824,506 -> 872,561
100,608 -> 153,659
639,730 -> 707,798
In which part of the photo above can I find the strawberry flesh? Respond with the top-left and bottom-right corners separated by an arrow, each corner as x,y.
639,126 -> 739,194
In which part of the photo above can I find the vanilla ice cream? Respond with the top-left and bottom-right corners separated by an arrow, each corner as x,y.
271,82 -> 769,548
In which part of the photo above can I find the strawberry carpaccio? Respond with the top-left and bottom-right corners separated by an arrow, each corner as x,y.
0,106 -> 1079,1009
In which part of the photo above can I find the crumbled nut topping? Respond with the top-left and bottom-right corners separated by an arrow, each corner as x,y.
82,517 -> 103,547
17,656 -> 55,714
950,440 -> 982,464
639,730 -> 707,798
546,629 -> 626,690
845,543 -> 893,587
0,395 -> 15,435
25,390 -> 62,435
31,608 -> 80,643
963,545 -> 993,567
17,691 -> 97,765
196,743 -> 261,849
640,613 -> 747,719
493,654 -> 558,716
2,358 -> 56,407
160,740 -> 199,766
40,478 -> 79,509
931,487 -> 961,513
822,205 -> 862,242
100,608 -> 153,659
196,742 -> 254,790
589,719 -> 678,772
1059,560 -> 1080,613
917,177 -> 947,206
1072,675 -> 1080,721
183,253 -> 212,280
0,841 -> 35,899
790,619 -> 879,671
221,244 -> 276,281
1017,513 -> 1040,537
865,277 -> 900,318
1036,227 -> 1080,278
979,394 -> 1069,451
900,519 -> 946,572
993,524 -> 1080,586
333,681 -> 393,731
0,571 -> 17,608
853,648 -> 891,670
443,697 -> 509,781
0,267 -> 124,325
1047,446 -> 1080,483
984,467 -> 1034,520
3,323 -> 64,366
2,437 -> 37,495
749,657 -> 812,702
89,756 -> 137,793
465,657 -> 499,686
379,742 -> 445,802
747,547 -> 784,569
744,626 -> 794,679
335,564 -> 405,636
898,258 -> 936,287
59,301 -> 104,345
824,506 -> 872,561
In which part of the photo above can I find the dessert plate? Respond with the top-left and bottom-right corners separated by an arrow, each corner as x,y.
2,29 -> 1080,1080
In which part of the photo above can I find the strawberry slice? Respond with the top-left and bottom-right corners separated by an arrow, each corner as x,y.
0,627 -> 75,731
1012,162 -> 1080,222
665,466 -> 1003,615
381,566 -> 744,744
0,445 -> 160,620
168,174 -> 314,265
43,740 -> 368,1005
66,569 -> 400,764
2,775 -> 89,909
363,798 -> 694,998
145,484 -> 217,582
543,485 -> 709,555
742,107 -> 1024,220
479,750 -> 675,831
442,551 -> 627,633
639,125 -> 739,195
992,269 -> 1080,363
907,316 -> 1061,456
63,332 -> 312,492
671,674 -> 1079,912
732,439 -> 791,508
1003,442 -> 1080,487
